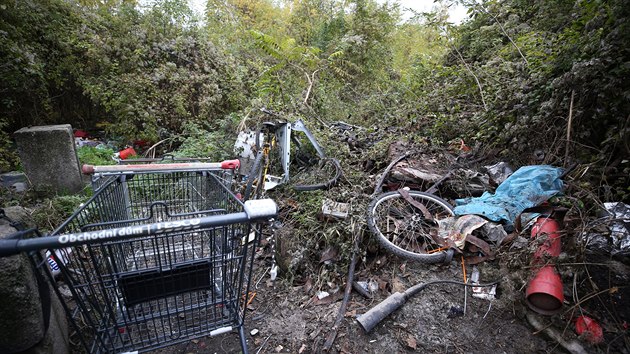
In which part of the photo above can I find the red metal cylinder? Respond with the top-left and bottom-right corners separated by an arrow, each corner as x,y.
531,217 -> 561,261
525,265 -> 564,315
526,216 -> 564,315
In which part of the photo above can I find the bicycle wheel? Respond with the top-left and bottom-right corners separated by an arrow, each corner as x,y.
367,190 -> 455,263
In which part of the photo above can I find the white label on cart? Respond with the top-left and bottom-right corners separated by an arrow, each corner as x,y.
58,218 -> 201,244
59,227 -> 143,244
154,218 -> 201,234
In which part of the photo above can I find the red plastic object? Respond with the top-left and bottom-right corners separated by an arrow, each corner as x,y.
119,147 -> 137,160
531,217 -> 561,261
220,159 -> 240,170
525,265 -> 564,315
74,129 -> 89,138
575,315 -> 604,344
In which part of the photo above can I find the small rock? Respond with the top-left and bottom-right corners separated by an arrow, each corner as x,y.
250,329 -> 259,336
11,182 -> 28,193
316,291 -> 330,300
275,345 -> 284,352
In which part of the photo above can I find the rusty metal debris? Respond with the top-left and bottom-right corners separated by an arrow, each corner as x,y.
236,110 -> 342,197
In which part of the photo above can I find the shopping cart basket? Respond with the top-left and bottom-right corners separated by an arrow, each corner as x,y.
0,161 -> 276,353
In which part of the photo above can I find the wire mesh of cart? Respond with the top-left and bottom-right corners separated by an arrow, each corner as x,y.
0,160 -> 277,354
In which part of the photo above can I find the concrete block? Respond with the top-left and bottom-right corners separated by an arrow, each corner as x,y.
0,228 -> 46,352
14,125 -> 84,194
2,206 -> 36,229
0,209 -> 68,354
18,291 -> 69,354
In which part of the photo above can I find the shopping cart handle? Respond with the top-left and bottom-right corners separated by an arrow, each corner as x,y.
244,199 -> 277,220
220,159 -> 240,169
82,159 -> 241,175
82,164 -> 95,175
0,239 -> 19,257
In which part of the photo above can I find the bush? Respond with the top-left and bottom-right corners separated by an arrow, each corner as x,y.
76,146 -> 116,166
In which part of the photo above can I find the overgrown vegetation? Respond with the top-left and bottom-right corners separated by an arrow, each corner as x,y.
1,0 -> 628,204
2,3 -> 628,352
76,146 -> 116,166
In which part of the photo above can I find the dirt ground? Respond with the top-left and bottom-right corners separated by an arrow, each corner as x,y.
153,149 -> 630,354
18,139 -> 626,354
157,245 -> 630,354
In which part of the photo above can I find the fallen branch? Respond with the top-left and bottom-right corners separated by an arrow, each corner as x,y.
303,68 -> 321,106
481,6 -> 528,66
322,226 -> 363,351
564,90 -> 575,168
526,312 -> 587,354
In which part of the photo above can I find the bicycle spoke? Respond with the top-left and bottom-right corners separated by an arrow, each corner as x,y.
368,190 -> 455,262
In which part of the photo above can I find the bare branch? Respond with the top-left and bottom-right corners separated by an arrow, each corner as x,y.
452,45 -> 488,111
564,90 -> 575,167
479,6 -> 529,66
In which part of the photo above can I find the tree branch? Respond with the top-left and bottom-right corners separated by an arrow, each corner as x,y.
303,68 -> 321,105
452,45 -> 488,111
564,90 -> 575,167
480,6 -> 528,66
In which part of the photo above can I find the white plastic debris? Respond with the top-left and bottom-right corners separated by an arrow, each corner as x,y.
321,199 -> 349,219
46,248 -> 73,277
270,265 -> 278,281
471,266 -> 496,301
605,202 -> 630,253
316,291 -> 330,300
484,161 -> 513,185
356,279 -> 379,294
234,131 -> 263,160
579,202 -> 630,256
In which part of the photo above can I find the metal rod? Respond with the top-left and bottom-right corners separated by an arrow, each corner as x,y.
82,159 -> 240,174
0,200 -> 277,256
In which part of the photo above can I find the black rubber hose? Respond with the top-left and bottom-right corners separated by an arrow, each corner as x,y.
293,158 -> 343,191
356,279 -> 501,333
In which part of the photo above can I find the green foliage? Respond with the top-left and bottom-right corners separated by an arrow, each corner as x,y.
1,0 -> 627,202
173,114 -> 241,160
1,0 -> 242,144
0,0 -> 84,129
31,193 -> 91,232
0,120 -> 19,172
76,146 -> 116,166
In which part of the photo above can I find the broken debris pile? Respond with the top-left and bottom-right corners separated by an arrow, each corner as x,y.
453,165 -> 564,228
359,149 -> 629,352
579,202 -> 630,257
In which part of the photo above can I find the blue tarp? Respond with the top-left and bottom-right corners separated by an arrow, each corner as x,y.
453,165 -> 564,227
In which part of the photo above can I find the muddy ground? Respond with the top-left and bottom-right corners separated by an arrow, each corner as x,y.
158,245 -> 629,354
153,145 -> 630,354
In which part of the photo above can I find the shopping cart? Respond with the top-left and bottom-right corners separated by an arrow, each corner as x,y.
0,160 -> 277,353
